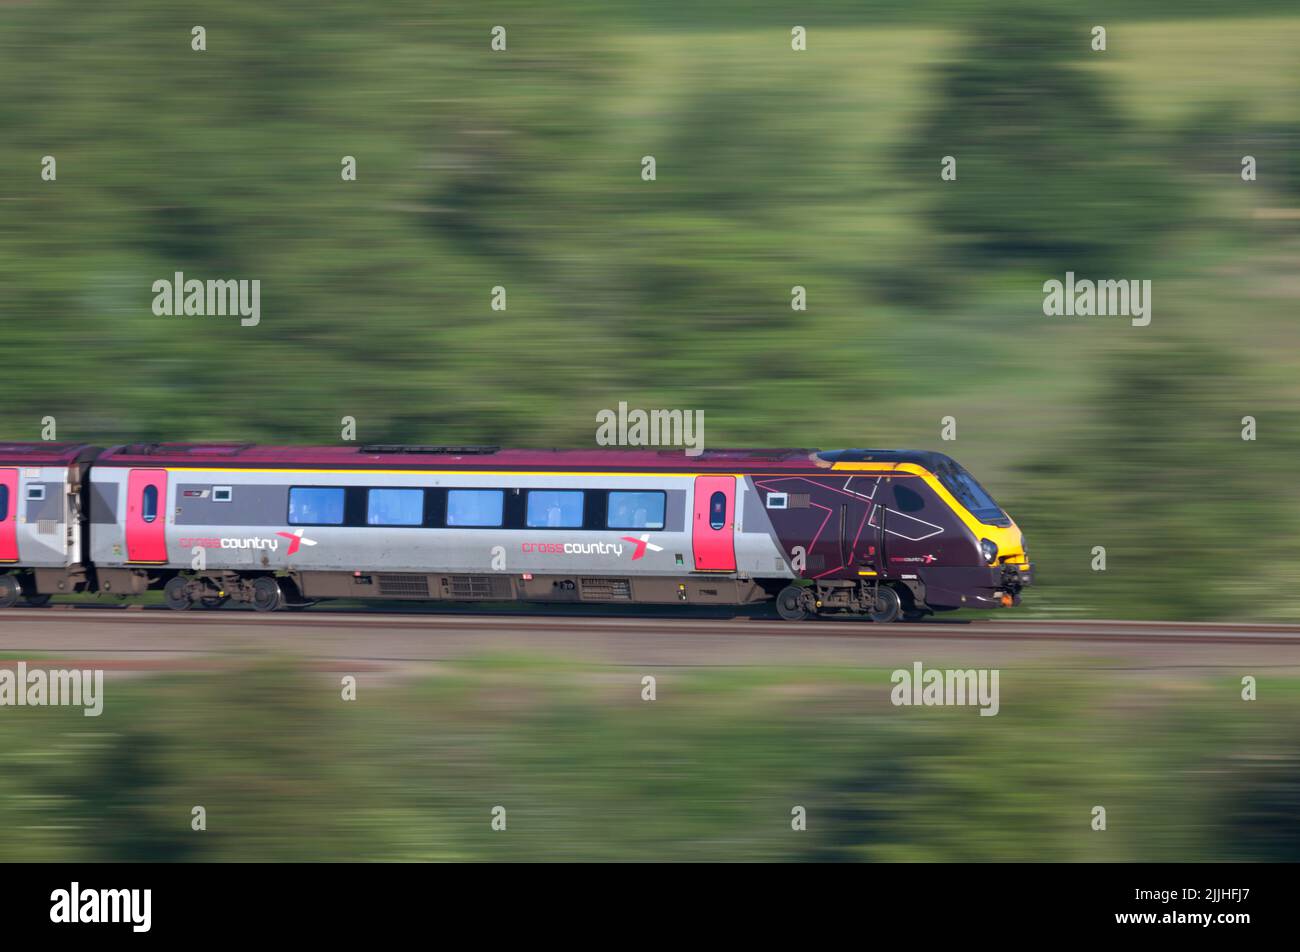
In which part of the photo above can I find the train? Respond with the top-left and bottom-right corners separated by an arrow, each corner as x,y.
0,441 -> 1033,621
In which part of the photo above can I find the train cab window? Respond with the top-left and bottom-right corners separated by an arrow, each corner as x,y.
367,488 -> 424,526
935,461 -> 1005,524
709,491 -> 726,530
0,485 -> 7,521
288,487 -> 346,525
142,485 -> 158,524
446,489 -> 504,527
892,484 -> 926,513
26,485 -> 45,502
526,490 -> 584,528
606,491 -> 666,530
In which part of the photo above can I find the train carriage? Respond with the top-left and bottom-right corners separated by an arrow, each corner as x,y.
0,442 -> 101,607
72,442 -> 1033,621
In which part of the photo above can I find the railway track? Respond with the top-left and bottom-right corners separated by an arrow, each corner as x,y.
1,606 -> 1299,648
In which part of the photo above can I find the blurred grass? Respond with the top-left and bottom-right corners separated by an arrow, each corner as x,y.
1,657 -> 1297,861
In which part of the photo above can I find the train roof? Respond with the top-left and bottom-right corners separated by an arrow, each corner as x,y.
89,443 -> 956,473
0,442 -> 100,467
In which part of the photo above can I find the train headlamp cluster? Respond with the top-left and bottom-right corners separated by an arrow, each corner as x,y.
980,538 -> 998,565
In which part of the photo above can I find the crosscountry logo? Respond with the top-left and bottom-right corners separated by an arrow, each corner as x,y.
275,529 -> 318,555
620,534 -> 664,560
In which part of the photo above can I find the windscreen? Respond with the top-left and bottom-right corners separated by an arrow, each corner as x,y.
935,460 -> 1007,525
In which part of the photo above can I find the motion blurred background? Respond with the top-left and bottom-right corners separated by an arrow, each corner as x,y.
1,0 -> 1299,863
2,0 -> 1299,619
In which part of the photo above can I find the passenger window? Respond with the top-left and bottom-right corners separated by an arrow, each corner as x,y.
0,485 -> 7,521
288,487 -> 346,525
607,491 -> 666,530
446,489 -> 504,527
142,485 -> 158,524
892,484 -> 926,513
709,491 -> 726,530
367,488 -> 424,526
526,490 -> 584,528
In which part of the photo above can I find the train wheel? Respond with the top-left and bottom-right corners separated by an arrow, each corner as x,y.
867,586 -> 902,624
164,577 -> 194,611
774,585 -> 810,621
251,577 -> 284,613
24,593 -> 53,607
0,576 -> 21,609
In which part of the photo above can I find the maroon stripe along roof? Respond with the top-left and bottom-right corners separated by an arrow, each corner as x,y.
0,442 -> 100,467
91,443 -> 833,472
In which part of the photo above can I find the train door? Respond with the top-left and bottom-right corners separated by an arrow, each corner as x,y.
692,476 -> 736,571
126,469 -> 168,562
0,469 -> 17,562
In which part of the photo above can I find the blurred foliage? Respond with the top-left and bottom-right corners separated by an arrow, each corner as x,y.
1,658 -> 1297,861
902,5 -> 1188,274
1,2 -> 1299,619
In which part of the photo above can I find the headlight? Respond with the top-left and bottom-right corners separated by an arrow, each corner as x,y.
980,538 -> 998,564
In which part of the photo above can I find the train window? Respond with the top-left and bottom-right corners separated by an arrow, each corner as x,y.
446,489 -> 504,527
935,461 -> 1005,523
26,484 -> 45,502
765,492 -> 788,510
606,491 -> 666,530
142,485 -> 158,524
526,490 -> 584,528
288,487 -> 346,526
892,484 -> 926,513
709,491 -> 726,530
0,485 -> 7,521
367,488 -> 424,526
212,486 -> 233,503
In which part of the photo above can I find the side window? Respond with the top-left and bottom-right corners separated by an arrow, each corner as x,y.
607,491 -> 666,530
446,489 -> 504,527
212,486 -> 233,503
26,485 -> 45,502
142,485 -> 159,524
709,491 -> 726,530
0,484 -> 8,521
288,487 -> 346,526
526,490 -> 584,528
367,488 -> 424,526
892,484 -> 926,513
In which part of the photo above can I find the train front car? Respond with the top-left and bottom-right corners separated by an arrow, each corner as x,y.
759,449 -> 1032,621
77,441 -> 1030,621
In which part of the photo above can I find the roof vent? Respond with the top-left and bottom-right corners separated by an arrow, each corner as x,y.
360,444 -> 499,455
123,442 -> 254,457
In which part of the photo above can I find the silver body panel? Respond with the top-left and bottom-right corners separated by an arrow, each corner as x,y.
7,465 -> 79,568
89,467 -> 795,580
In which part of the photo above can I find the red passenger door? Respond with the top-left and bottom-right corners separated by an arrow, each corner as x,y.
0,469 -> 17,562
692,476 -> 736,571
126,469 -> 168,562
